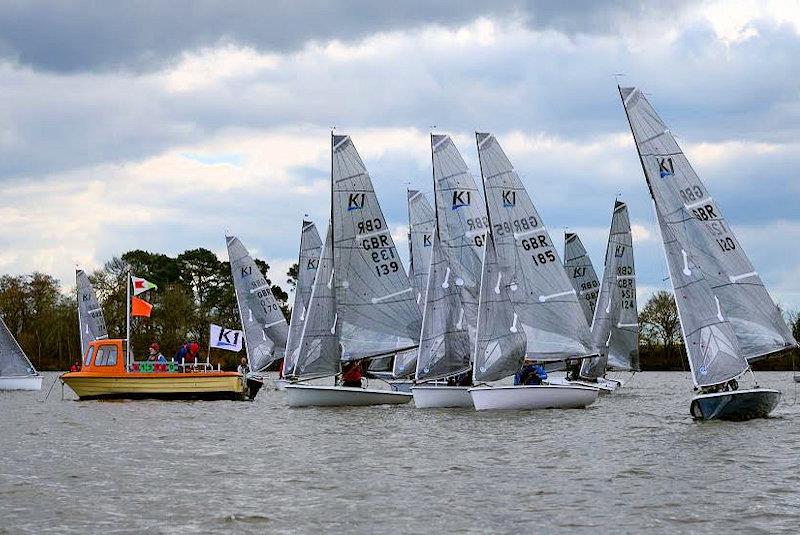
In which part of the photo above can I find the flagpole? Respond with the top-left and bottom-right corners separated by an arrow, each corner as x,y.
126,270 -> 131,369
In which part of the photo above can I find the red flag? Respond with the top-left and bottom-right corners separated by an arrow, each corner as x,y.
131,296 -> 153,317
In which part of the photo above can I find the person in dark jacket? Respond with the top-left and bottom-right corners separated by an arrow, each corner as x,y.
514,360 -> 547,386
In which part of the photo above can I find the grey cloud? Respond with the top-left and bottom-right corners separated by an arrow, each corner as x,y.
0,0 -> 690,73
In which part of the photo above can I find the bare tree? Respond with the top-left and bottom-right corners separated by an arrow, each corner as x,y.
639,290 -> 683,367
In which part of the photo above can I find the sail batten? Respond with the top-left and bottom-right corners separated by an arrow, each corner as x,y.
226,236 -> 289,372
621,86 -> 797,362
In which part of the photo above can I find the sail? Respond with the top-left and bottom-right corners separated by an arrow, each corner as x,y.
0,315 -> 36,377
415,233 -> 472,382
407,189 -> 436,305
331,134 -> 422,361
607,202 -> 640,372
77,269 -> 108,356
473,233 -> 527,382
226,236 -> 289,372
563,233 -> 600,325
621,86 -> 797,361
476,132 -> 595,361
292,224 -> 341,379
580,201 -> 636,378
284,220 -> 323,377
656,208 -> 748,387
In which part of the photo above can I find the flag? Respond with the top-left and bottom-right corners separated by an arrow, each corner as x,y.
132,276 -> 157,296
131,296 -> 153,317
209,324 -> 244,352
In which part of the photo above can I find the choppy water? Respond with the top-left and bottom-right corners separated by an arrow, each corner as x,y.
2,372 -> 799,534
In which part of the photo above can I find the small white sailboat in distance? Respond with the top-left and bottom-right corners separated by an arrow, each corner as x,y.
620,85 -> 797,420
468,132 -> 599,410
0,314 -> 42,391
286,133 -> 419,407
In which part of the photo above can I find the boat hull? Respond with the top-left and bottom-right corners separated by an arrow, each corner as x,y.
0,374 -> 43,391
469,384 -> 599,411
690,388 -> 781,421
547,376 -> 620,393
61,372 -> 246,401
412,385 -> 473,408
274,378 -> 290,391
285,384 -> 412,407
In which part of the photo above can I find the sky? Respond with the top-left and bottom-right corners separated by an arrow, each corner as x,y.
1,0 -> 799,310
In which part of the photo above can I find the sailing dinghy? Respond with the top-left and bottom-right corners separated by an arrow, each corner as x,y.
0,315 -> 41,391
286,134 -> 420,407
77,269 -> 109,356
227,235 -> 290,399
620,86 -> 797,420
468,132 -> 599,410
277,220 -> 323,391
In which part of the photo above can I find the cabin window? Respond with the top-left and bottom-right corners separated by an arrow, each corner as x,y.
83,346 -> 94,366
94,346 -> 118,366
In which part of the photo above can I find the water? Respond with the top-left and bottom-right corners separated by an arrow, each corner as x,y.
2,372 -> 799,534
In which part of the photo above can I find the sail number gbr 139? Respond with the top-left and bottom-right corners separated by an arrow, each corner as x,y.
358,218 -> 400,277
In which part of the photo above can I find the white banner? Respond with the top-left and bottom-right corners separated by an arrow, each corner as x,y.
209,324 -> 244,352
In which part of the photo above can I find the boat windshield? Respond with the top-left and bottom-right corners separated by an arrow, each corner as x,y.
94,346 -> 118,366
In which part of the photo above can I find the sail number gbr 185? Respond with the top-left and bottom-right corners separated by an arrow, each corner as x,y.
521,235 -> 556,266
359,218 -> 400,277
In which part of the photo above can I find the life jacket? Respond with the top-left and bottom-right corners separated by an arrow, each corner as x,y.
341,362 -> 363,382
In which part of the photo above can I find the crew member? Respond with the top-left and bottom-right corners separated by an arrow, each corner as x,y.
340,360 -> 363,388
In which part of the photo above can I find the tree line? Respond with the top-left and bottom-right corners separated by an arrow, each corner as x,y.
1,256 -> 798,371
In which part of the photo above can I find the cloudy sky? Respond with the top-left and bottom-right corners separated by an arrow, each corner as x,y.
1,0 -> 799,310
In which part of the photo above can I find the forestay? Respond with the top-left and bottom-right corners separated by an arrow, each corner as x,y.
473,233 -> 527,382
285,220 -> 323,377
77,269 -> 108,356
607,202 -> 640,372
331,134 -> 422,361
293,224 -> 341,379
226,236 -> 289,372
563,233 -> 599,325
407,189 -> 436,306
580,201 -> 637,378
621,86 -> 797,361
476,132 -> 595,361
0,316 -> 36,377
656,209 -> 748,387
415,233 -> 472,382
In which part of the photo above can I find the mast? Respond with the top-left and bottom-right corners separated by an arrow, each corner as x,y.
76,269 -> 83,358
125,269 -> 131,369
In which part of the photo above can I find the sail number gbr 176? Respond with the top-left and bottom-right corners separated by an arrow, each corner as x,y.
358,218 -> 400,277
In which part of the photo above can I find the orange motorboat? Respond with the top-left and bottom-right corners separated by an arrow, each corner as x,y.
62,339 -> 247,401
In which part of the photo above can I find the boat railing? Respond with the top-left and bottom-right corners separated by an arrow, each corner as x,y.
129,358 -> 222,374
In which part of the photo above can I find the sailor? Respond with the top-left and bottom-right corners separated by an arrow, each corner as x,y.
237,357 -> 250,376
514,359 -> 547,386
69,361 -> 80,372
340,360 -> 363,388
148,343 -> 166,362
565,359 -> 580,381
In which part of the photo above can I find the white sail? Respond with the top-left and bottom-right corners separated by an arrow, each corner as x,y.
656,208 -> 748,387
77,269 -> 108,356
0,315 -> 36,378
563,233 -> 599,325
620,86 -> 797,361
226,235 -> 289,372
415,232 -> 472,382
284,220 -> 323,376
473,233 -> 527,382
331,134 -> 422,361
476,132 -> 595,361
606,202 -> 640,372
292,223 -> 341,379
580,201 -> 638,378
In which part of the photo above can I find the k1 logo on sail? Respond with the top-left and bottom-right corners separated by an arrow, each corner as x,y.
348,193 -> 365,211
502,190 -> 516,207
452,190 -> 471,210
658,157 -> 674,178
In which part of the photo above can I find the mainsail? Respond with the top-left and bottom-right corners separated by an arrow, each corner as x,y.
415,233 -> 472,382
292,224 -> 341,379
331,134 -> 422,361
606,202 -> 640,372
580,201 -> 637,379
620,86 -> 797,361
226,235 -> 289,372
476,132 -> 595,361
284,220 -> 323,376
77,269 -> 108,356
656,208 -> 748,387
0,315 -> 36,377
473,233 -> 527,382
407,189 -> 436,305
563,233 -> 599,325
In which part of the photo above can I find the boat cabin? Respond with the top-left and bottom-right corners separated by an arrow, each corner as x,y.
81,339 -> 219,374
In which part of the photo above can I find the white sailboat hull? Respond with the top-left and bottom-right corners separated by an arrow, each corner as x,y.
690,388 -> 781,421
388,379 -> 414,393
285,384 -> 412,407
412,385 -> 473,408
0,374 -> 43,391
469,384 -> 599,411
547,376 -> 620,393
274,378 -> 290,391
